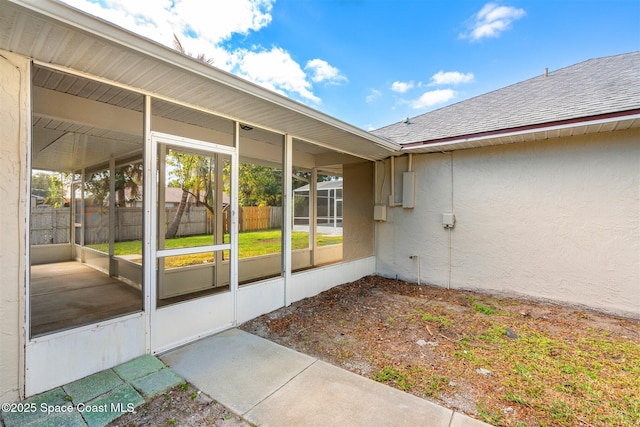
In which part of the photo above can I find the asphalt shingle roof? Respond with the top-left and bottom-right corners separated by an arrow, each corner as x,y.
373,52 -> 640,145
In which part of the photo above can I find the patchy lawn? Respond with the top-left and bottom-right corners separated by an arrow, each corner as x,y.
88,230 -> 342,268
241,276 -> 640,426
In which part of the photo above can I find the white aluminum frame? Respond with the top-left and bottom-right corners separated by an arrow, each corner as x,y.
149,131 -> 238,352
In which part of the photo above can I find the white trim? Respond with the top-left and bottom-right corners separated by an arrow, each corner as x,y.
283,134 -> 293,306
153,323 -> 234,355
36,57 -> 392,161
143,95 -> 153,354
26,314 -> 146,396
401,113 -> 640,152
24,60 -> 32,346
157,244 -> 231,258
21,57 -> 32,399
151,131 -> 236,156
27,311 -> 145,344
18,0 -> 398,151
230,122 -> 240,324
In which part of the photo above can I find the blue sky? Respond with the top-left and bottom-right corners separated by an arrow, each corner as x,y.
62,0 -> 639,131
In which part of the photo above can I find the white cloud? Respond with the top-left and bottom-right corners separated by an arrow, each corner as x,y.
391,81 -> 414,93
236,47 -> 320,103
61,0 -> 333,104
409,89 -> 457,109
305,59 -> 347,84
64,0 -> 273,47
462,3 -> 526,41
430,71 -> 474,85
366,89 -> 382,103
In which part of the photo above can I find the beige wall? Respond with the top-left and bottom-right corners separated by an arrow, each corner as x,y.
0,50 -> 28,403
376,129 -> 640,319
343,162 -> 374,261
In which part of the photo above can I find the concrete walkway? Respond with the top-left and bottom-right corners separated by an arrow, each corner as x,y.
161,329 -> 490,427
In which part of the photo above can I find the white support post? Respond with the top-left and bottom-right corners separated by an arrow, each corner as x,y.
283,134 -> 293,306
231,122 -> 240,322
109,156 -> 116,277
156,144 -> 166,299
214,153 -> 223,287
142,95 -> 153,353
80,168 -> 85,249
310,167 -> 318,266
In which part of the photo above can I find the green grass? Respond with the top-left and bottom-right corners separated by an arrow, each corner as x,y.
372,294 -> 639,426
373,365 -> 451,398
88,230 -> 342,268
467,297 -> 497,315
421,313 -> 453,328
468,322 -> 640,426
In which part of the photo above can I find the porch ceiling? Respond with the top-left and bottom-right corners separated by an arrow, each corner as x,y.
1,0 -> 400,162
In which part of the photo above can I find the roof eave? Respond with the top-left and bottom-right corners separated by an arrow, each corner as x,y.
400,110 -> 640,153
7,0 -> 400,156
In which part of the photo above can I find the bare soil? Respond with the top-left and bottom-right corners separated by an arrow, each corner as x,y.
241,276 -> 640,426
107,275 -> 639,426
107,383 -> 250,427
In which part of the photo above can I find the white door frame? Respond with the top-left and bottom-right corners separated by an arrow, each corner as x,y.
148,131 -> 238,353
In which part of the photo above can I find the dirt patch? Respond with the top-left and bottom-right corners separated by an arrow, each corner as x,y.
241,276 -> 640,426
107,383 -> 250,427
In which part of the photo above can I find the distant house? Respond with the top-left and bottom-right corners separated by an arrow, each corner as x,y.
294,180 -> 342,234
0,0 -> 637,404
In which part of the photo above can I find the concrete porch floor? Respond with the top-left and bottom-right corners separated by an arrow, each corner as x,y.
161,328 -> 491,427
30,262 -> 142,336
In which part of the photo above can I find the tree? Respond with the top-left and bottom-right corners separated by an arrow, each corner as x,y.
115,162 -> 143,207
173,34 -> 214,65
43,174 -> 69,207
32,171 -> 70,207
84,171 -> 110,206
165,152 -> 218,239
238,164 -> 282,207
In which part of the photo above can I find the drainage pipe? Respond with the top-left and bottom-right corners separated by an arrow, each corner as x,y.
410,255 -> 421,285
389,156 -> 395,206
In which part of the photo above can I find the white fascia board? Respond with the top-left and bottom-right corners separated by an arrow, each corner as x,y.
10,0 -> 400,153
400,113 -> 640,152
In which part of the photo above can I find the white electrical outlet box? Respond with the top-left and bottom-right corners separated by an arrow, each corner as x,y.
443,213 -> 455,228
374,204 -> 387,221
402,171 -> 415,209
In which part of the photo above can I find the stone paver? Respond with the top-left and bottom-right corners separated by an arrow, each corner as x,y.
129,368 -> 184,398
113,354 -> 165,382
1,355 -> 180,427
1,388 -> 72,427
81,384 -> 144,427
63,370 -> 123,403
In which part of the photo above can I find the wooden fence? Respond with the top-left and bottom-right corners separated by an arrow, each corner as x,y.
32,206 -> 283,244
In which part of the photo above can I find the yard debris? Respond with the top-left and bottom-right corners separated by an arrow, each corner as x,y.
476,368 -> 492,376
241,275 -> 640,427
505,327 -> 518,339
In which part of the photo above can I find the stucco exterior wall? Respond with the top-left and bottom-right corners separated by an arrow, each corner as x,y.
376,129 -> 640,319
0,50 -> 28,403
343,162 -> 374,261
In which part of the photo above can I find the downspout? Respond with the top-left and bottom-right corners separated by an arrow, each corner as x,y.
389,156 -> 396,206
448,153 -> 454,289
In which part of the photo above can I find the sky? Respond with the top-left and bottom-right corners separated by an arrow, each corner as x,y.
61,0 -> 640,131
